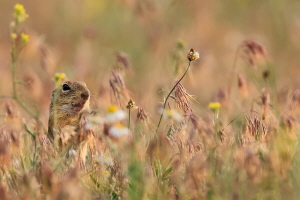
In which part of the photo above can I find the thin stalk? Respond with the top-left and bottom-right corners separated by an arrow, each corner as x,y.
24,124 -> 37,167
0,96 -> 13,99
9,33 -> 47,133
128,108 -> 131,130
156,61 -> 191,133
227,45 -> 241,101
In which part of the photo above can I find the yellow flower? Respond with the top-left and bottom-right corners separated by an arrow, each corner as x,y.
54,73 -> 66,87
104,170 -> 109,175
10,33 -> 17,40
208,102 -> 221,113
20,33 -> 30,45
107,105 -> 118,113
187,48 -> 200,61
14,4 -> 29,23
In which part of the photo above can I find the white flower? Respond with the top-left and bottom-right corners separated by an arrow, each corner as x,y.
161,108 -> 183,122
85,114 -> 104,130
67,150 -> 77,158
95,155 -> 113,165
109,123 -> 129,137
105,105 -> 127,123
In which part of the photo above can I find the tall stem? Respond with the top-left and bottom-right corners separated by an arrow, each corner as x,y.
128,108 -> 131,130
156,61 -> 191,133
9,34 -> 46,133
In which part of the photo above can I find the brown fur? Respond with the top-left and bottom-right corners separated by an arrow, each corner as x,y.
48,81 -> 90,140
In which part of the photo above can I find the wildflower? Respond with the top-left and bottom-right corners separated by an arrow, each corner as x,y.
54,73 -> 66,88
104,170 -> 109,175
176,40 -> 185,50
162,108 -> 183,122
67,150 -> 77,158
109,123 -> 129,137
95,155 -> 113,165
14,4 -> 29,23
126,99 -> 137,109
20,33 -> 30,45
208,102 -> 221,113
187,48 -> 200,61
105,105 -> 126,122
85,114 -> 104,130
10,33 -> 17,40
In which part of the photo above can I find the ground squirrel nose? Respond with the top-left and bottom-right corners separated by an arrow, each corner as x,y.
81,91 -> 89,100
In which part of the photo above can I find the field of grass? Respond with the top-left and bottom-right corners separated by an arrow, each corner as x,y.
1,1 -> 300,199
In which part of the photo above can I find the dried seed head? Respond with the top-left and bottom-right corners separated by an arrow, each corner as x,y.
262,70 -> 270,80
240,40 -> 267,68
126,99 -> 137,109
244,116 -> 268,143
109,71 -> 130,106
3,100 -> 17,118
261,88 -> 271,120
238,73 -> 248,97
136,107 -> 149,122
174,82 -> 194,115
116,52 -> 131,70
186,112 -> 201,131
292,88 -> 300,104
215,89 -> 227,105
281,115 -> 296,130
187,48 -> 199,61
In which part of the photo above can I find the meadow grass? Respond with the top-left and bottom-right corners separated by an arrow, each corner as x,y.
1,2 -> 300,200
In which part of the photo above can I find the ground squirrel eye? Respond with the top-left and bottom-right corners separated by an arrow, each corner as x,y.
62,84 -> 71,91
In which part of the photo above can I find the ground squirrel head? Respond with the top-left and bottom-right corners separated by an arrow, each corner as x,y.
48,81 -> 90,139
50,81 -> 90,114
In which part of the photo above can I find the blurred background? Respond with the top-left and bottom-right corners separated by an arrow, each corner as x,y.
1,0 -> 300,123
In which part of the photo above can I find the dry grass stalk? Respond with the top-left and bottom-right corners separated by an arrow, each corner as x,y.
109,71 -> 130,107
261,88 -> 271,120
243,116 -> 268,144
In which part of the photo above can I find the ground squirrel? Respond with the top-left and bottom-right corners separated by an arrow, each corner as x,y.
48,81 -> 90,140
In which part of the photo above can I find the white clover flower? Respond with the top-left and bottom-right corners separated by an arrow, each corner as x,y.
85,114 -> 104,130
105,105 -> 126,123
95,155 -> 113,166
67,150 -> 77,158
161,108 -> 183,122
109,123 -> 129,137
